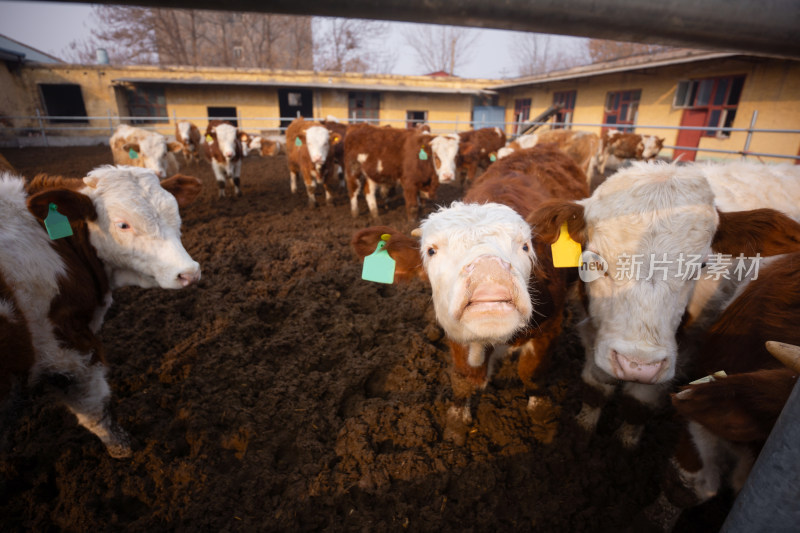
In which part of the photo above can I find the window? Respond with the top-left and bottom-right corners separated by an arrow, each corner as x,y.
406,110 -> 427,129
123,85 -> 168,124
513,98 -> 531,134
207,106 -> 238,127
603,89 -> 641,133
348,92 -> 380,123
552,90 -> 576,129
39,83 -> 89,123
673,76 -> 745,138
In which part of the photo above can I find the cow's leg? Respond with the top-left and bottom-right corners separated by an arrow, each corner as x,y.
290,171 -> 298,194
616,381 -> 669,449
402,184 -> 420,221
517,323 -> 559,405
444,342 -> 495,444
346,173 -> 362,218
60,362 -> 131,458
576,357 -> 617,434
211,160 -> 227,198
364,177 -> 381,220
231,159 -> 242,197
303,166 -> 318,208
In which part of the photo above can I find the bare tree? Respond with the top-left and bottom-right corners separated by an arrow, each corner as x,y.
63,5 -> 157,65
587,39 -> 670,63
510,33 -> 590,76
313,18 -> 397,74
401,24 -> 481,76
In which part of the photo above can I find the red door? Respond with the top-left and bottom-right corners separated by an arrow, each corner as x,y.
674,108 -> 707,162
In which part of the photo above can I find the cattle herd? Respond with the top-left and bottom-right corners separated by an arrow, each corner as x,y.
2,114 -> 800,531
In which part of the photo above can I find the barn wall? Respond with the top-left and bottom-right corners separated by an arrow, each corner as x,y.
499,56 -> 800,163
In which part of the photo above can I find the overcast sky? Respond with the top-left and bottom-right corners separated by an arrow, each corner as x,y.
0,1 -> 585,79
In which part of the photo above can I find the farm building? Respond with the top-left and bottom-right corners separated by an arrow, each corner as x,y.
1,35 -> 799,163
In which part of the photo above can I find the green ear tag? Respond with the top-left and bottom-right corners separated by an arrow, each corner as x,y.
489,153 -> 497,162
44,203 -> 73,240
295,137 -> 303,147
418,147 -> 428,161
361,234 -> 396,284
128,148 -> 139,159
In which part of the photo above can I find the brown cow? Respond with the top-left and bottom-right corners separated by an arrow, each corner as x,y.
637,252 -> 800,531
534,129 -> 602,186
175,120 -> 203,163
351,146 -> 589,439
204,120 -> 243,197
286,117 -> 337,207
344,123 -> 460,221
0,167 -> 201,457
598,129 -> 665,175
456,127 -> 506,185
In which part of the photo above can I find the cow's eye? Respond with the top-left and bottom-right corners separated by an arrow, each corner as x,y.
427,247 -> 436,256
522,242 -> 530,252
116,221 -> 131,231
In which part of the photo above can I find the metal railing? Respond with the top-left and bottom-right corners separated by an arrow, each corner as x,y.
1,110 -> 798,162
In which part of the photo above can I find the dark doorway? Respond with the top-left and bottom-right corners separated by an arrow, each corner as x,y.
38,84 -> 88,123
207,107 -> 238,127
278,89 -> 313,130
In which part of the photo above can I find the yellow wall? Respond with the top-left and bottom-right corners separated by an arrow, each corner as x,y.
500,57 -> 800,163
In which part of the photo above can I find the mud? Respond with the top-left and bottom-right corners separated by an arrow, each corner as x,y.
1,145 -> 731,532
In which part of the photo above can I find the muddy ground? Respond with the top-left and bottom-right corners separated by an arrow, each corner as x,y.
1,146 -> 731,532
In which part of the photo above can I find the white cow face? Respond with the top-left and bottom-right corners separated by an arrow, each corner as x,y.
214,124 -> 240,162
305,126 -> 330,167
580,163 -> 718,384
641,135 -> 665,160
419,202 -> 535,345
138,134 -> 172,179
82,166 -> 201,289
177,121 -> 193,144
429,134 -> 460,183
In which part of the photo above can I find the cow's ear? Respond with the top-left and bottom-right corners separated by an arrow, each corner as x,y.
528,199 -> 586,246
160,174 -> 203,208
122,142 -> 141,154
713,208 -> 800,257
27,189 -> 97,225
351,226 -> 423,283
167,141 -> 183,153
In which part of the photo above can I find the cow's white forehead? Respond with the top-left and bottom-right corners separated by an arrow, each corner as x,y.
85,165 -> 181,231
140,133 -> 167,159
177,121 -> 192,139
583,162 -> 718,269
214,124 -> 238,152
420,202 -> 530,251
430,135 -> 459,159
305,126 -> 329,148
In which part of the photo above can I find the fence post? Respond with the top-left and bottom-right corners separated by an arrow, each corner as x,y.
742,110 -> 758,160
108,109 -> 114,136
35,108 -> 48,148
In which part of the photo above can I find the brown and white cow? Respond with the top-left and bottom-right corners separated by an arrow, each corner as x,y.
0,166 -> 201,458
239,131 -> 284,158
286,117 -> 337,207
528,161 -> 800,448
530,129 -> 602,186
321,118 -> 348,184
597,129 -> 665,175
204,120 -> 243,197
352,146 -> 589,433
175,120 -> 203,164
638,253 -> 800,531
496,133 -> 539,159
344,123 -> 460,221
110,125 -> 181,179
456,127 -> 506,185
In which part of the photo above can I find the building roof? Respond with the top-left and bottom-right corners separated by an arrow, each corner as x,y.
111,75 -> 496,96
492,48 -> 741,89
0,34 -> 62,64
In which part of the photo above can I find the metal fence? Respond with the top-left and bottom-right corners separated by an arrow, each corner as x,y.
2,110 -> 799,162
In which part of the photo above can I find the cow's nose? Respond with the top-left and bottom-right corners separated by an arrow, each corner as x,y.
611,350 -> 667,383
225,151 -> 234,159
440,172 -> 454,182
177,265 -> 201,287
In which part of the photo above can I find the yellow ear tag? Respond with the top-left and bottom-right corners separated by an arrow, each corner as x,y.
551,222 -> 582,268
361,234 -> 396,284
205,134 -> 214,143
